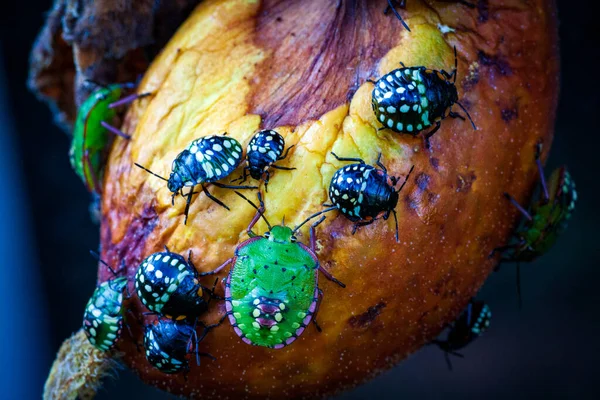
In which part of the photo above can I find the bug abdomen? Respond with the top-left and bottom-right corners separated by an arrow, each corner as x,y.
372,67 -> 433,134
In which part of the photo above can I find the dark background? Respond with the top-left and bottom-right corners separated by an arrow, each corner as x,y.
1,1 -> 598,399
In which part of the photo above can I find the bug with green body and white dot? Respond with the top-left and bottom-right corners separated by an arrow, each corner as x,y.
82,255 -> 130,352
490,143 -> 577,306
135,248 -> 214,322
370,47 -> 476,148
203,193 -> 346,349
135,134 -> 257,224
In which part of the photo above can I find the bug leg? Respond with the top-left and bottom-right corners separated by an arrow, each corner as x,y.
534,143 -> 550,203
516,262 -> 523,310
202,184 -> 230,211
317,263 -> 346,288
504,193 -> 533,221
444,351 -> 453,371
200,258 -> 233,276
230,166 -> 249,184
322,203 -> 334,207
448,111 -> 466,121
108,92 -> 152,109
187,250 -> 196,269
264,171 -> 270,193
311,289 -> 324,333
183,188 -> 200,225
489,238 -> 527,262
213,182 -> 258,191
278,144 -> 296,160
423,121 -> 441,149
384,0 -> 411,31
271,165 -> 296,171
330,152 -> 366,164
367,78 -> 377,84
351,219 -> 376,235
100,121 -> 131,139
375,153 -> 387,173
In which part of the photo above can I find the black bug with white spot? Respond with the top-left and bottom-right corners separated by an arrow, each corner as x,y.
432,300 -> 491,369
311,152 -> 414,242
144,319 -> 214,374
135,249 -> 210,321
371,47 -> 476,148
135,134 -> 257,224
238,129 -> 295,189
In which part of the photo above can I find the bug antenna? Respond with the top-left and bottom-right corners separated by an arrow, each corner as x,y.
455,102 -> 477,130
89,250 -> 118,276
134,163 -> 168,181
233,191 -> 272,230
397,165 -> 415,193
453,46 -> 458,83
293,207 -> 336,234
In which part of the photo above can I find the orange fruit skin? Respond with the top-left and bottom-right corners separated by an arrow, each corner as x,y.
99,0 -> 559,398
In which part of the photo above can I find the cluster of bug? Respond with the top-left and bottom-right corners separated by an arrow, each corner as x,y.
74,6 -> 577,375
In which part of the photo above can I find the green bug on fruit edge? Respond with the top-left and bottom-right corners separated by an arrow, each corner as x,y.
490,142 -> 577,306
70,82 -> 150,194
82,252 -> 132,352
203,192 -> 345,349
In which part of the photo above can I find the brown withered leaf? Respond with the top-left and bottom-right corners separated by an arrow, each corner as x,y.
28,0 -> 200,132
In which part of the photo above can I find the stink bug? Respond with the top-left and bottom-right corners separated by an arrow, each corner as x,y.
236,129 -> 295,190
82,254 -> 130,351
70,82 -> 150,194
203,192 -> 345,349
135,248 -> 214,321
306,152 -> 414,242
490,143 -> 577,306
135,134 -> 257,224
370,46 -> 476,148
144,319 -> 215,374
432,300 -> 491,370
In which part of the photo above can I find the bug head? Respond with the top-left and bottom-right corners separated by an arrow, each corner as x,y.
265,225 -> 297,244
167,171 -> 184,193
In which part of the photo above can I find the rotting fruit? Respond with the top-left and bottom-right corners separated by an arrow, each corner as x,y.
66,0 -> 558,398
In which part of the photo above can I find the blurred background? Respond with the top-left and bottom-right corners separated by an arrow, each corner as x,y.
0,1 -> 598,399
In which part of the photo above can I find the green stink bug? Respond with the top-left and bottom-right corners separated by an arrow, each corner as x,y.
204,193 -> 345,349
490,143 -> 577,305
69,82 -> 149,194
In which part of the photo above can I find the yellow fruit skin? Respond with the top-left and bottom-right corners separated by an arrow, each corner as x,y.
100,0 -> 559,397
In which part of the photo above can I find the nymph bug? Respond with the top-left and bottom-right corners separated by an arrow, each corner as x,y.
82,253 -> 130,351
490,143 -> 577,306
236,129 -> 295,190
432,299 -> 491,370
305,152 -> 414,242
144,319 -> 215,374
70,82 -> 150,194
135,247 -> 214,321
135,134 -> 257,224
371,46 -> 476,148
203,192 -> 345,349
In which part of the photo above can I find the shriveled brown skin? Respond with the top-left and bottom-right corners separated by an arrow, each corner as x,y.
100,0 -> 558,398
